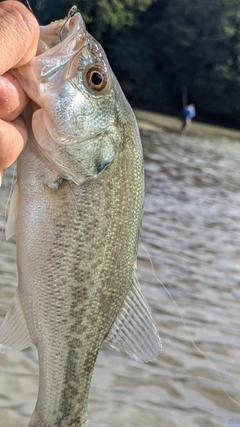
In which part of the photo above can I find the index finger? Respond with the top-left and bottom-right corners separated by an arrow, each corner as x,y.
0,1 -> 40,75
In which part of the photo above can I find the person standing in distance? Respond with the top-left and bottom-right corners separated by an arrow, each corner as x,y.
181,103 -> 196,133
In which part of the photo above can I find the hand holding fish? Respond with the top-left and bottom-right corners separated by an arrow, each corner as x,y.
0,0 -> 39,182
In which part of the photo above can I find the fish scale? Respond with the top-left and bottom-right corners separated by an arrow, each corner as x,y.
0,10 -> 161,427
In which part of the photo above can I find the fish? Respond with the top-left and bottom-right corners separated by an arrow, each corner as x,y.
0,9 -> 162,427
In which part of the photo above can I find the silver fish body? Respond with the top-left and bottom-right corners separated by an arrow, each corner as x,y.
0,11 -> 161,427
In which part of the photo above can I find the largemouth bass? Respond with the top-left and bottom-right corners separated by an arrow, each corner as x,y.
0,10 -> 161,427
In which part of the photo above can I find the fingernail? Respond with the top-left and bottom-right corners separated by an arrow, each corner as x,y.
0,170 -> 4,187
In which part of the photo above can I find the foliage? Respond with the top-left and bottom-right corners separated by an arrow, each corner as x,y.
108,0 -> 240,124
21,0 -> 154,33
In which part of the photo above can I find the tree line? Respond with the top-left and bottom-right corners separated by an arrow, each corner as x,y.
17,0 -> 240,125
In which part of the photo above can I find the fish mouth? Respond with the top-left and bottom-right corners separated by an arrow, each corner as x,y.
35,13 -> 87,82
39,12 -> 86,50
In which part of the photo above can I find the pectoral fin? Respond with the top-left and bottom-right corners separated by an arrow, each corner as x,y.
0,291 -> 32,353
5,181 -> 20,240
106,279 -> 162,362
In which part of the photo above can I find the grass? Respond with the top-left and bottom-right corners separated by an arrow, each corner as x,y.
134,108 -> 240,140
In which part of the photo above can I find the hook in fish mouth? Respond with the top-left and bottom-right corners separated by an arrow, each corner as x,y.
39,9 -> 86,53
59,5 -> 78,41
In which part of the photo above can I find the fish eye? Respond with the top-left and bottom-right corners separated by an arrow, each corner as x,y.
86,68 -> 107,91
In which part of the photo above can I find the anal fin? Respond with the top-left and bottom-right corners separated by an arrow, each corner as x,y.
0,291 -> 32,353
106,278 -> 162,362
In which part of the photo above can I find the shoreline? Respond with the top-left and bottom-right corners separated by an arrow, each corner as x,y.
134,108 -> 240,140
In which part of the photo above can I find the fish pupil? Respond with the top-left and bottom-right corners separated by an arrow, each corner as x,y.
91,72 -> 103,86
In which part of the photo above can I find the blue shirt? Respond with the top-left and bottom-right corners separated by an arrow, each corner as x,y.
183,105 -> 196,119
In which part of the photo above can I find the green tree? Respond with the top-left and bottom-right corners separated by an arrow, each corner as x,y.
110,0 -> 240,123
20,0 -> 155,35
153,0 -> 240,120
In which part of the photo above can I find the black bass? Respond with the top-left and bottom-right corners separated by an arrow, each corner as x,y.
0,10 -> 162,427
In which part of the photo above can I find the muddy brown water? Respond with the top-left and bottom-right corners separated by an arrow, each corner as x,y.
0,129 -> 240,427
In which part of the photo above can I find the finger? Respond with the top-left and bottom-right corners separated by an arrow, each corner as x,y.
0,72 -> 29,121
0,116 -> 28,170
0,1 -> 40,75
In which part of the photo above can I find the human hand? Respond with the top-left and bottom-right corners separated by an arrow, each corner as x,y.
0,0 -> 39,185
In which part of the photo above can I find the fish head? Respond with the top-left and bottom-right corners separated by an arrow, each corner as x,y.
14,12 -> 132,184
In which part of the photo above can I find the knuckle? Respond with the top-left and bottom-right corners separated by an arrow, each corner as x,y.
18,4 -> 39,39
0,1 -> 39,42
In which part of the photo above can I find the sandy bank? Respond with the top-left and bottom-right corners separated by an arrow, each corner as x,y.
134,108 -> 240,140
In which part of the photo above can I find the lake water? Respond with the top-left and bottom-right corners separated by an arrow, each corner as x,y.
0,128 -> 240,427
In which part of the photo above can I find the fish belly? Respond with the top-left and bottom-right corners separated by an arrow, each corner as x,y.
15,141 -> 143,426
